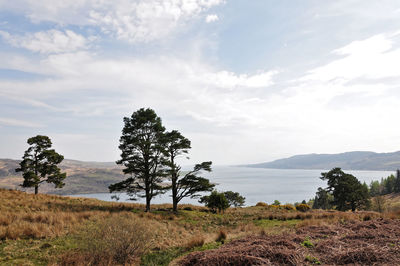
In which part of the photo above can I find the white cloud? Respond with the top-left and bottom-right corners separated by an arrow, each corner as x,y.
0,117 -> 43,128
205,14 -> 219,23
0,30 -> 89,54
0,0 -> 225,43
303,33 -> 400,82
0,50 -> 278,129
204,70 -> 277,89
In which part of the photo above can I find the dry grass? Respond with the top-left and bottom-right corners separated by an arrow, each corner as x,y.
180,219 -> 400,266
61,215 -> 156,265
185,235 -> 205,250
215,229 -> 227,243
1,188 -> 400,265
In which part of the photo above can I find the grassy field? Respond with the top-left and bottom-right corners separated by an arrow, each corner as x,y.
0,189 -> 399,265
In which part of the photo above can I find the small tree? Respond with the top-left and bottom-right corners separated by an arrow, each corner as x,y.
312,187 -> 333,210
16,135 -> 66,194
383,174 -> 396,194
272,200 -> 281,206
320,168 -> 371,211
369,180 -> 382,197
163,130 -> 215,212
394,169 -> 400,193
199,191 -> 229,213
372,195 -> 386,213
224,191 -> 246,207
109,108 -> 166,212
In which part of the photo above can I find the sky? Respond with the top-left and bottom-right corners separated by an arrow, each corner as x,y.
1,0 -> 400,165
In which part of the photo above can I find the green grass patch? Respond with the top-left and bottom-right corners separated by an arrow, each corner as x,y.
305,255 -> 321,264
141,242 -> 221,266
301,237 -> 314,248
0,236 -> 78,265
253,219 -> 300,228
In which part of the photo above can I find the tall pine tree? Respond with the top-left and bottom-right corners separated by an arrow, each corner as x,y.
109,108 -> 166,212
163,130 -> 214,212
16,135 -> 66,194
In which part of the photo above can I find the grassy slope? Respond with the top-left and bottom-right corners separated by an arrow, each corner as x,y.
1,189 -> 397,265
0,159 -> 124,195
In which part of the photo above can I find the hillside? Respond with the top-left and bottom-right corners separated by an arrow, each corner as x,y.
0,158 -> 124,195
2,188 -> 399,265
247,151 -> 400,171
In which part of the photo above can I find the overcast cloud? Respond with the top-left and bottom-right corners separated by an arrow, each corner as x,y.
1,0 -> 400,165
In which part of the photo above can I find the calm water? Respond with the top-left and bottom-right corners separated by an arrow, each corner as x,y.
68,166 -> 394,206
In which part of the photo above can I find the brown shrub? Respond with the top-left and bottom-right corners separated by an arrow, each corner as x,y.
76,215 -> 155,265
185,235 -> 205,250
216,229 -> 227,243
255,202 -> 268,207
296,204 -> 310,212
282,204 -> 296,211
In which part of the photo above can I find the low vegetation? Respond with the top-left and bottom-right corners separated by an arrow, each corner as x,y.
1,188 -> 400,265
180,218 -> 400,265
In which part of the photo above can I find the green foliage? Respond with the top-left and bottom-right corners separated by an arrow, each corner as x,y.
383,174 -> 396,194
175,164 -> 214,203
254,219 -> 300,228
109,108 -> 166,212
369,180 -> 382,197
312,187 -> 334,210
320,168 -> 371,211
163,129 -> 215,212
141,242 -> 221,266
223,191 -> 246,207
369,170 -> 400,196
15,135 -> 66,194
141,247 -> 184,266
199,190 -> 229,213
296,204 -> 311,212
272,200 -> 281,206
305,255 -> 321,264
110,109 -> 214,213
301,237 -> 314,248
395,169 -> 400,193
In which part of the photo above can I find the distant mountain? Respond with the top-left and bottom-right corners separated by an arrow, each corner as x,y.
0,158 -> 124,195
246,151 -> 400,171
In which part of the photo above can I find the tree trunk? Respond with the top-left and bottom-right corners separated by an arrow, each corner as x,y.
172,178 -> 178,213
145,172 -> 151,212
34,185 -> 38,195
173,197 -> 178,213
145,193 -> 151,212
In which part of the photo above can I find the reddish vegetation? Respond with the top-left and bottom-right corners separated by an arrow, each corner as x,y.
180,218 -> 400,265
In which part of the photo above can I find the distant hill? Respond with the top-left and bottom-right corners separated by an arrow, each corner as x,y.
0,158 -> 124,195
246,151 -> 400,171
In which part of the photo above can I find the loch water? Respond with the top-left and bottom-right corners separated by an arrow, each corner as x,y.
69,166 -> 393,206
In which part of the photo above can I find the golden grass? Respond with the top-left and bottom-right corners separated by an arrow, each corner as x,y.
185,235 -> 206,250
1,188 -> 400,265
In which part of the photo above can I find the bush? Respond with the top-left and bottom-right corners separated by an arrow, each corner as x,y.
216,229 -> 227,243
296,204 -> 311,212
76,215 -> 154,264
185,235 -> 205,250
272,200 -> 281,206
256,202 -> 268,207
223,191 -> 246,207
283,204 -> 296,211
199,191 -> 229,213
